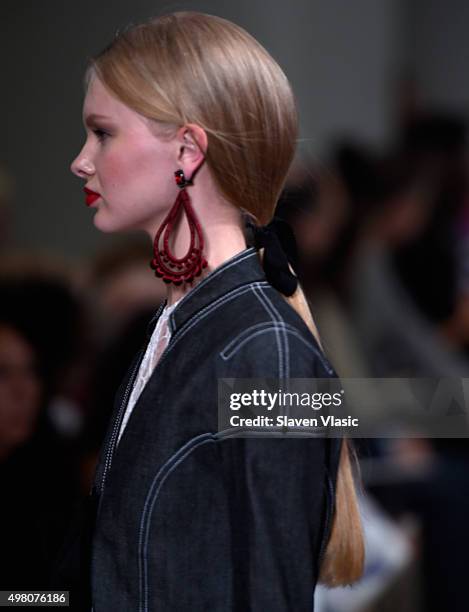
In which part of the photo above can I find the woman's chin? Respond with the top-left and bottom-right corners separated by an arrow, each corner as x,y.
92,209 -> 126,234
91,207 -> 151,235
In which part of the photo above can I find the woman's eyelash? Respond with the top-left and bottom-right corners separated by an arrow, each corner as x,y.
93,128 -> 109,141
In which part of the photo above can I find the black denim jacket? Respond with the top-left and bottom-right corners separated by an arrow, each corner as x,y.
90,247 -> 341,612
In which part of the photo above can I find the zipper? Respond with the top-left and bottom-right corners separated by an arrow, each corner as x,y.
99,349 -> 144,493
96,283 -> 267,494
98,302 -> 167,493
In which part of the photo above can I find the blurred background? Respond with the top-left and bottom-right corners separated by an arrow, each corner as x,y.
2,1 -> 469,610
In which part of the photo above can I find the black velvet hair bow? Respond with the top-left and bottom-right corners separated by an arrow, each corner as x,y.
246,217 -> 299,296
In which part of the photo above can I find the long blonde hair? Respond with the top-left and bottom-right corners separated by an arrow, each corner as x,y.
90,11 -> 364,585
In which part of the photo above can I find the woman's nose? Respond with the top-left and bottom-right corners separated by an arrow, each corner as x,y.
70,149 -> 95,179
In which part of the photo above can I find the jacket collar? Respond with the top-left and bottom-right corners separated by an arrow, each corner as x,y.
162,247 -> 265,334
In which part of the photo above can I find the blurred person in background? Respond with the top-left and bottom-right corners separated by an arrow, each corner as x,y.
331,142 -> 469,612
276,164 -> 350,294
0,263 -> 94,438
274,165 -> 371,378
279,137 -> 469,611
77,239 -> 166,491
395,112 -> 469,355
331,132 -> 469,611
81,308 -> 159,494
331,142 -> 469,378
275,144 -> 464,379
0,278 -> 81,590
82,238 -> 166,346
392,112 -> 469,612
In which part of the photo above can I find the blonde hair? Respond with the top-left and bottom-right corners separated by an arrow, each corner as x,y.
90,11 -> 364,585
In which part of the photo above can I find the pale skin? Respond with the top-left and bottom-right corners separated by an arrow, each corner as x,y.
71,74 -> 247,305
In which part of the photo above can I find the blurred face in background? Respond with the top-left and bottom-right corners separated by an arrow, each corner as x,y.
293,173 -> 349,261
0,325 -> 42,457
380,182 -> 433,246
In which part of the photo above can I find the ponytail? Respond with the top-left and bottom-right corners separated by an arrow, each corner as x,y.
287,281 -> 365,585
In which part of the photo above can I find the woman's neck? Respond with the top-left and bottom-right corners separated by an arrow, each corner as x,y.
165,223 -> 247,306
150,174 -> 248,307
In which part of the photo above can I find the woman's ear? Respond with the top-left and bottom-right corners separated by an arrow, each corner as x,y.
176,124 -> 207,171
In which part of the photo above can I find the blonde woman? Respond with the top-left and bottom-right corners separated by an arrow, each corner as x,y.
71,12 -> 364,611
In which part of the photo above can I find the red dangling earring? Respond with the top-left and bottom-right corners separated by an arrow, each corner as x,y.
150,169 -> 208,285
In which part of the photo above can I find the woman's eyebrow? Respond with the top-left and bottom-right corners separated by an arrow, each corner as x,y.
83,113 -> 112,126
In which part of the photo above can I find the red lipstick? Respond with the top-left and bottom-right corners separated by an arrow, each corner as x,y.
84,187 -> 101,206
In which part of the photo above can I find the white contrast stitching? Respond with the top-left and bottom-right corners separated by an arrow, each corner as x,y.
139,433 -> 216,612
220,323 -> 328,363
156,281 -> 270,371
220,322 -> 282,359
281,328 -> 334,373
251,284 -> 285,378
221,328 -> 279,361
258,286 -> 290,378
251,285 -> 334,375
168,248 -> 258,331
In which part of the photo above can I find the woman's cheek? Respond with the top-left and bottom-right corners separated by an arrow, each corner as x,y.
101,154 -> 124,182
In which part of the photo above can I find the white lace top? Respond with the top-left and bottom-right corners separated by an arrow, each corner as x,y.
117,299 -> 181,445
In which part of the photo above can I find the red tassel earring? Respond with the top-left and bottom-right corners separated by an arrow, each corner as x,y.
150,169 -> 208,285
